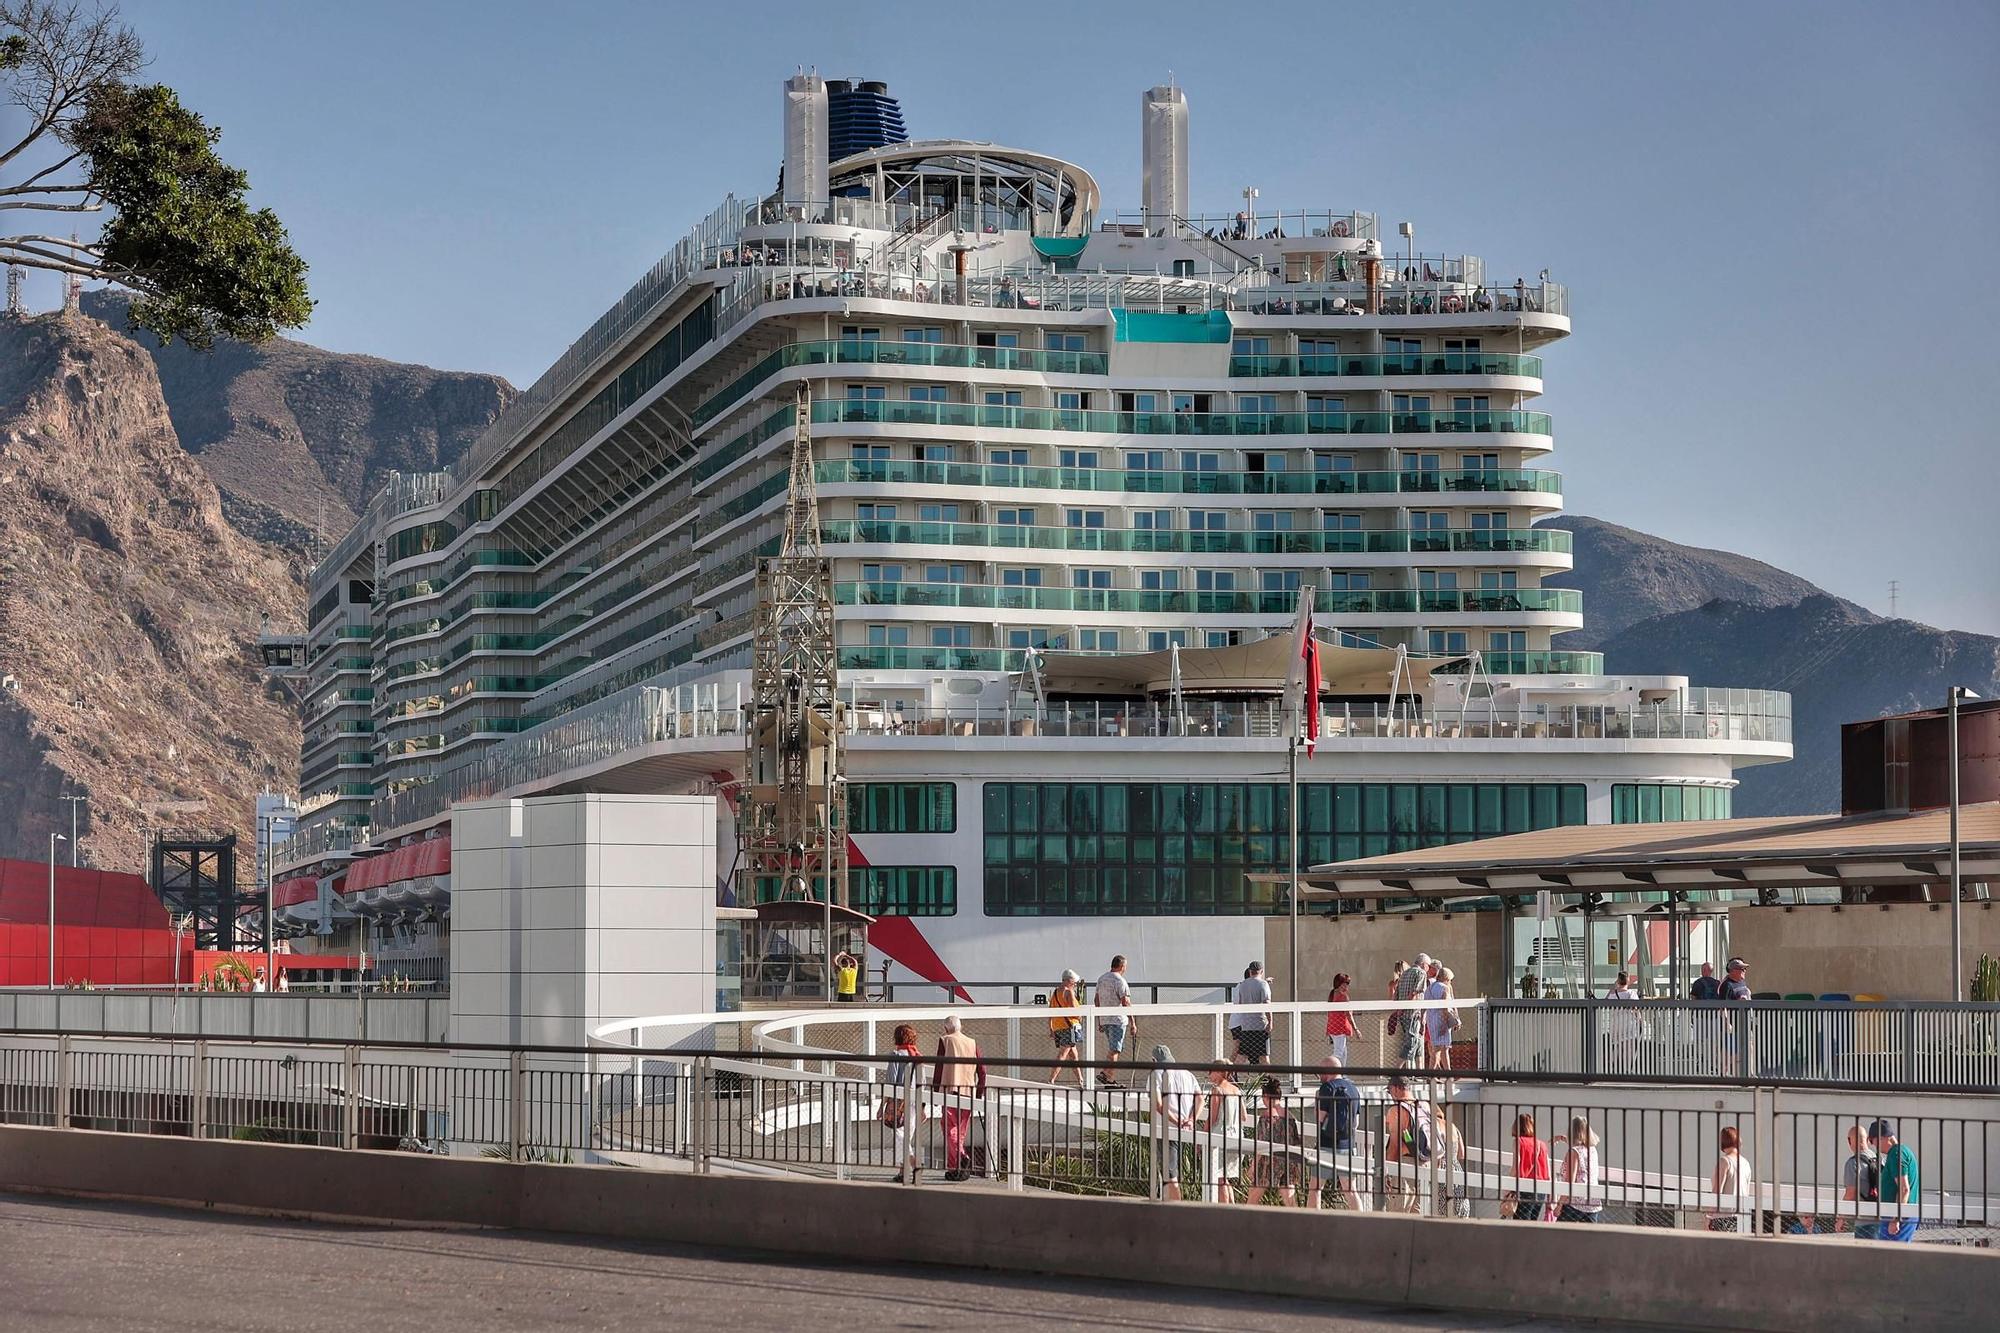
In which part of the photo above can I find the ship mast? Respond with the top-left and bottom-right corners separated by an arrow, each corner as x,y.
739,383 -> 847,917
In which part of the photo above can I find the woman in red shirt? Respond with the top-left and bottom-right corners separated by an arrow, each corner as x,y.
1324,973 -> 1358,1064
1511,1112 -> 1552,1220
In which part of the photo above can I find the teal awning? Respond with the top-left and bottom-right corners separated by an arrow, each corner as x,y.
1031,236 -> 1089,260
1111,309 -> 1232,343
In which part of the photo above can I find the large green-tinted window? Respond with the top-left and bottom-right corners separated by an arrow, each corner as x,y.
1612,783 -> 1730,824
749,867 -> 956,916
851,866 -> 956,916
848,782 -> 956,833
982,781 -> 1586,917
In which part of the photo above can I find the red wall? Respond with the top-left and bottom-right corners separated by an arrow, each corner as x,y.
0,857 -> 180,986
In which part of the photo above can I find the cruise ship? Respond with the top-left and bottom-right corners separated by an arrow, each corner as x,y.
266,74 -> 1791,996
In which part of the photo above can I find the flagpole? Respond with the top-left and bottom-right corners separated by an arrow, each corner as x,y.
1288,730 -> 1299,1004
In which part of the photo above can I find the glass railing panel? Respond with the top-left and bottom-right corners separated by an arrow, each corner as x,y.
818,459 -> 1563,497
1230,352 -> 1543,379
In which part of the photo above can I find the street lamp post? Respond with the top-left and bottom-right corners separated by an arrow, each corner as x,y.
59,795 -> 84,867
1948,686 -> 1981,1000
47,831 -> 67,989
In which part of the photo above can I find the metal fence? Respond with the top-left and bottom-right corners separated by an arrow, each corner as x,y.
0,1030 -> 1990,1243
0,992 -> 450,1044
1484,1000 -> 2000,1092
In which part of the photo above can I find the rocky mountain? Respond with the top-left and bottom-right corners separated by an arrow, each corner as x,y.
1545,515 -> 1831,648
81,291 -> 514,549
1600,596 -> 2000,816
0,312 -> 304,868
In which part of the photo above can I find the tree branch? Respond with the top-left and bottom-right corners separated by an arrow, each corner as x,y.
1,145 -> 82,190
0,197 -> 100,211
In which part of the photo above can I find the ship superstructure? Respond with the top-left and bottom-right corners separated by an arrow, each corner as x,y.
271,74 -> 1790,992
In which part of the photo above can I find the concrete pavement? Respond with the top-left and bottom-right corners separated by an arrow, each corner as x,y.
0,1192 -> 1656,1333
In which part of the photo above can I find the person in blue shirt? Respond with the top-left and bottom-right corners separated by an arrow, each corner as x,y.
1308,1056 -> 1360,1210
1869,1119 -> 1921,1242
1690,961 -> 1723,1001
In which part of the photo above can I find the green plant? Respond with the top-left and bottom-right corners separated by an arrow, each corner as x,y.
478,1145 -> 574,1164
231,1116 -> 317,1145
1972,954 -> 1999,1003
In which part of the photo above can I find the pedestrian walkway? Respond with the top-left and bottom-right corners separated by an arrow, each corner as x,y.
0,1191 -> 1656,1333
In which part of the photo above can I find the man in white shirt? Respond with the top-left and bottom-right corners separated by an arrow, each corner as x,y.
1231,961 -> 1274,1063
1094,955 -> 1135,1085
1147,1043 -> 1201,1200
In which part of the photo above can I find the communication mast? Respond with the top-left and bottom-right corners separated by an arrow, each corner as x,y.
5,264 -> 22,317
61,234 -> 81,315
738,383 -> 847,908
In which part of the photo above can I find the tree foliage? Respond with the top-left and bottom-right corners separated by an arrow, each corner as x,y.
1,1 -> 310,346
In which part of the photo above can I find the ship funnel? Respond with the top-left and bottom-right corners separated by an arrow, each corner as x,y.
1141,82 -> 1189,230
783,72 -> 830,218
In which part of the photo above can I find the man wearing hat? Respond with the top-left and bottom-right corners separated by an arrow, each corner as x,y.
1720,957 -> 1753,1002
1869,1120 -> 1921,1242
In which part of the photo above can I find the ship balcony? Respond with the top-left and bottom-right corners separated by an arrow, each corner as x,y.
834,580 -> 1582,622
822,520 -> 1573,563
1228,351 -> 1542,383
817,458 -> 1564,505
694,339 -> 1112,427
811,397 -> 1551,441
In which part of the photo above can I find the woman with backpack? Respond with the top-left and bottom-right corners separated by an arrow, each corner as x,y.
1553,1116 -> 1604,1222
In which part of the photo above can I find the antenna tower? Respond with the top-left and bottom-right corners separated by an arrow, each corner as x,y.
5,264 -> 22,317
61,233 -> 81,315
738,384 -> 847,908
1887,580 -> 1900,619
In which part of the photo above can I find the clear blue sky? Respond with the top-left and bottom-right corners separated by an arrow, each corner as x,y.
76,0 -> 2000,635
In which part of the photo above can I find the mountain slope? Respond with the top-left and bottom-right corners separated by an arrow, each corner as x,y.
0,312 -> 302,868
1546,515 -> 1833,648
81,291 -> 514,547
1600,595 -> 2000,815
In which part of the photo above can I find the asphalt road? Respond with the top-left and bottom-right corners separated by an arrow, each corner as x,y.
0,1191 -> 1665,1332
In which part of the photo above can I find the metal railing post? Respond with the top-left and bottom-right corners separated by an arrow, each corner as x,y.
54,1035 -> 71,1130
692,1055 -> 710,1174
191,1039 -> 208,1140
1581,1003 -> 1598,1078
508,1049 -> 526,1161
1764,1086 -> 1783,1234
341,1045 -> 358,1150
833,1082 -> 850,1182
1904,1005 -> 1920,1086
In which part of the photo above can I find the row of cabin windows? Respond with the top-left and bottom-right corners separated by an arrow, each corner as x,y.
845,385 -> 1497,417
849,501 -> 1512,531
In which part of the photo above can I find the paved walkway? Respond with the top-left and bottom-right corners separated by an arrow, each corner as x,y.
0,1191 -> 1655,1332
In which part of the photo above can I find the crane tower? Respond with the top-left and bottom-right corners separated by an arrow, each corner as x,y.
737,384 -> 847,908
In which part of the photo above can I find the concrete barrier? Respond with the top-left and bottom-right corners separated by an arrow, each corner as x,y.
0,1126 -> 1990,1332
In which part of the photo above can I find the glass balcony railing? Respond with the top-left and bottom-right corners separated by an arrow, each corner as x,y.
835,582 -> 1582,617
695,339 -> 1111,426
823,520 -> 1572,557
1229,351 -> 1543,379
1435,651 -> 1605,675
814,399 -> 1552,438
818,459 -> 1564,497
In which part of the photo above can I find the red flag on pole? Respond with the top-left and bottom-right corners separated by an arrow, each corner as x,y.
1282,585 -> 1319,757
1303,621 -> 1321,757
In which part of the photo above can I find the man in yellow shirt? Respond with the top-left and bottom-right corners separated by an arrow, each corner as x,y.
833,950 -> 860,1002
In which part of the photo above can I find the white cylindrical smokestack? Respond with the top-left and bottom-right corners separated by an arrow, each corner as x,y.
783,72 -> 830,218
1141,83 -> 1189,230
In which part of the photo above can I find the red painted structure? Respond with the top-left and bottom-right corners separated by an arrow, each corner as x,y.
0,857 -> 356,987
0,858 -> 184,986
